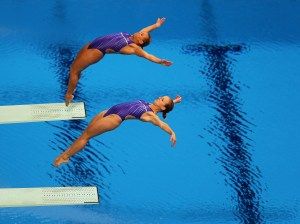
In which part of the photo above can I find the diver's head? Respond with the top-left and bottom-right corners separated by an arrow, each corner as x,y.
154,96 -> 174,119
132,31 -> 151,48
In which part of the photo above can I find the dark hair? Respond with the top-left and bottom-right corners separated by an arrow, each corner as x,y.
141,33 -> 151,48
162,99 -> 174,119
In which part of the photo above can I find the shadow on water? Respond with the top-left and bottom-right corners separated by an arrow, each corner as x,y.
182,1 -> 264,223
183,43 -> 263,223
38,1 -> 114,201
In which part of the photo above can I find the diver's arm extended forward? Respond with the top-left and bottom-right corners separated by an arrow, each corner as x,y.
140,18 -> 166,33
142,113 -> 176,146
133,46 -> 172,66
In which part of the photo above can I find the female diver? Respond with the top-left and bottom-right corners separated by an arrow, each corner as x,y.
65,18 -> 172,105
54,95 -> 181,167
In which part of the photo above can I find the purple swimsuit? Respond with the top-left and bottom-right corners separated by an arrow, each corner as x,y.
104,100 -> 153,121
88,32 -> 133,54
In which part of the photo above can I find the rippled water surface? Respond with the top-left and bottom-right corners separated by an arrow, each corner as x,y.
0,1 -> 300,223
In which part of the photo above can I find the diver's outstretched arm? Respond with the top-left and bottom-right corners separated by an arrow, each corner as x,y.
139,18 -> 166,33
133,46 -> 172,66
143,113 -> 176,147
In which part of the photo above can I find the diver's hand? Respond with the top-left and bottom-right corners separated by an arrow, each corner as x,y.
156,17 -> 166,27
160,59 -> 173,66
65,94 -> 74,106
173,95 -> 182,104
170,133 -> 176,147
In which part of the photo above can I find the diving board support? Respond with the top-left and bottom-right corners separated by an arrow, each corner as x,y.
0,186 -> 99,207
0,102 -> 86,124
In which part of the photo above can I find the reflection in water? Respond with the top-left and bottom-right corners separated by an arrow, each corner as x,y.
43,43 -> 114,200
183,1 -> 264,222
34,3 -> 115,199
183,44 -> 263,223
199,0 -> 218,42
53,0 -> 66,22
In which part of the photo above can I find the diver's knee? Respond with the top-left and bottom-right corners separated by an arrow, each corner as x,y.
70,65 -> 79,74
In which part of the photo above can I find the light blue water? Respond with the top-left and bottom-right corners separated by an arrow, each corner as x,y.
0,1 -> 300,223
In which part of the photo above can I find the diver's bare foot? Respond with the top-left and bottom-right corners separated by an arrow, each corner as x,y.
54,155 -> 70,167
65,94 -> 74,106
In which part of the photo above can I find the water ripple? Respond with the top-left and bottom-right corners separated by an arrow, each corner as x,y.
183,43 -> 264,223
38,42 -> 116,201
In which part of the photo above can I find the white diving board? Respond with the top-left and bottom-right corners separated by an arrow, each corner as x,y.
0,102 -> 86,124
0,186 -> 99,207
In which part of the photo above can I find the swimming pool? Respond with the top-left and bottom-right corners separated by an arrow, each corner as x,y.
0,1 -> 299,223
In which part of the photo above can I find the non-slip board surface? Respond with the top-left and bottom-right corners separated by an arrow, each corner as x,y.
0,186 -> 99,207
0,102 -> 86,124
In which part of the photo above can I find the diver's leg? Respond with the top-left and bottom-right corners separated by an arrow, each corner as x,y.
54,114 -> 121,166
65,44 -> 104,105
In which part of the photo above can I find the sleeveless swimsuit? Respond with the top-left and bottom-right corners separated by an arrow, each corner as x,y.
88,32 -> 133,54
104,100 -> 153,121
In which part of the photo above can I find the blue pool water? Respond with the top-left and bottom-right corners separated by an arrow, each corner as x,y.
0,1 -> 300,223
